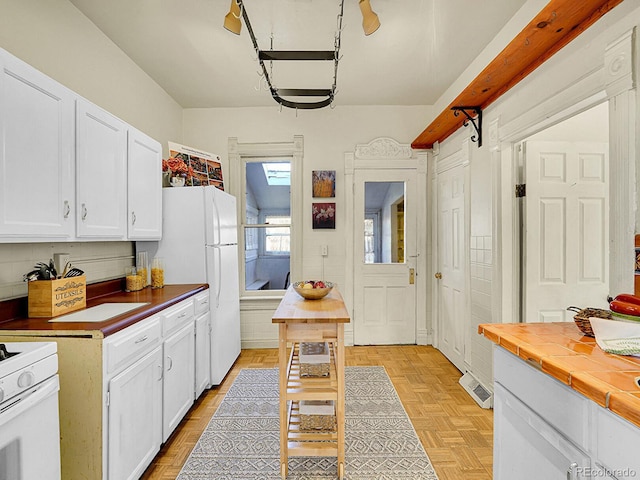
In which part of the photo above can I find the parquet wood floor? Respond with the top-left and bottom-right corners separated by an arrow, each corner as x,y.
140,345 -> 493,480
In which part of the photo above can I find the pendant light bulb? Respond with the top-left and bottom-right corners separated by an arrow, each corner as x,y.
224,0 -> 242,35
359,0 -> 380,36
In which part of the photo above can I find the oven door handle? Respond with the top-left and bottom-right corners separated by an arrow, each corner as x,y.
0,375 -> 59,426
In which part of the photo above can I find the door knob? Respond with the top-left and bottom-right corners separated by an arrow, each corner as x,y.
434,272 -> 442,279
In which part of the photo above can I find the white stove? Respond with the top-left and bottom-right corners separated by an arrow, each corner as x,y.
0,341 -> 61,480
0,342 -> 58,403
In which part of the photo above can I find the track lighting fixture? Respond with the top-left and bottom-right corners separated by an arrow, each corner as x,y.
223,0 -> 242,35
359,0 -> 380,36
224,0 -> 380,109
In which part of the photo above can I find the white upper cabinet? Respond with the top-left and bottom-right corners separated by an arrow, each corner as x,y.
127,128 -> 162,240
76,98 -> 128,239
0,49 -> 75,240
0,48 -> 162,243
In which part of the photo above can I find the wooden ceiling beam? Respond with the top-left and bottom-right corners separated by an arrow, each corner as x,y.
411,0 -> 624,150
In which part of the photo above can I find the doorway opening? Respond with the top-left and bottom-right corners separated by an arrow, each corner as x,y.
517,102 -> 610,322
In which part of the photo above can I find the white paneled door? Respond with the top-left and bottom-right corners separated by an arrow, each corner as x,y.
524,141 -> 609,322
436,164 -> 466,372
353,169 -> 417,345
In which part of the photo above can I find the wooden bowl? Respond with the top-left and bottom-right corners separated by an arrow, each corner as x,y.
292,281 -> 334,300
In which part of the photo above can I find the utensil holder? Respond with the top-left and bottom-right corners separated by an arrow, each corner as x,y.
28,276 -> 87,318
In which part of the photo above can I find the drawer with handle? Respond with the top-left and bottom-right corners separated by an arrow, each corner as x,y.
105,315 -> 162,375
194,291 -> 210,316
162,299 -> 195,337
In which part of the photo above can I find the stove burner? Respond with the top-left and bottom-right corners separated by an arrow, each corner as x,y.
0,344 -> 18,362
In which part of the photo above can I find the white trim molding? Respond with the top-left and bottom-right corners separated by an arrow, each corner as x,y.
345,137 -> 428,346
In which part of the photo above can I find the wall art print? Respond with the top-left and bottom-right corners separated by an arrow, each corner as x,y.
167,141 -> 224,190
312,203 -> 336,229
312,170 -> 336,198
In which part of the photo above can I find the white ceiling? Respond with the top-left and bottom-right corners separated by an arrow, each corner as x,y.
68,0 -> 527,109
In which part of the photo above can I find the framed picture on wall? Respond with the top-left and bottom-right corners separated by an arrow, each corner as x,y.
312,203 -> 336,229
312,170 -> 336,198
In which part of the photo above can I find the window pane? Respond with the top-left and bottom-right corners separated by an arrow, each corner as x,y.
265,219 -> 290,254
364,182 -> 405,263
244,160 -> 292,291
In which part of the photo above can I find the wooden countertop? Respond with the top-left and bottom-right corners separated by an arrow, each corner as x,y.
479,322 -> 640,428
0,282 -> 208,338
272,286 -> 350,324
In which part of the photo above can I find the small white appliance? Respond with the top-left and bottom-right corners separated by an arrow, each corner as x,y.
138,186 -> 241,385
0,341 -> 61,480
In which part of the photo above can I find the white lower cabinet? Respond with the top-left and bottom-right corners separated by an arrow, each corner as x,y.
494,346 -> 640,480
104,296 -> 198,479
163,321 -> 195,442
493,383 -> 590,480
108,345 -> 163,480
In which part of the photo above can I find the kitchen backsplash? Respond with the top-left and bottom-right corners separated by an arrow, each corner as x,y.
0,242 -> 134,301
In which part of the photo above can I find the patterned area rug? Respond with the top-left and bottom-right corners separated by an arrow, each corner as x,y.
178,366 -> 439,480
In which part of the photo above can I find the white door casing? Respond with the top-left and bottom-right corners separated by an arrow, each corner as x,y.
523,140 -> 609,322
435,157 -> 467,372
345,137 -> 428,347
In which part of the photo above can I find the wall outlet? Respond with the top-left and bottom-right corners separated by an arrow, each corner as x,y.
321,245 -> 328,257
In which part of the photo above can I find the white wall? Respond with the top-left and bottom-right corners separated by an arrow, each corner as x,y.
0,0 -> 183,157
0,0 -> 184,300
183,106 -> 431,346
436,0 -> 640,391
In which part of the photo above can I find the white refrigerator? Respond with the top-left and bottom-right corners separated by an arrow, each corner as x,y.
138,185 -> 241,385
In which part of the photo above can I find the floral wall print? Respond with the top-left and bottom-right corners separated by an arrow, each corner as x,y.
167,141 -> 225,190
312,203 -> 336,229
312,170 -> 336,197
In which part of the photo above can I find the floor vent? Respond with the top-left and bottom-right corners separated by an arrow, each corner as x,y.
459,372 -> 493,409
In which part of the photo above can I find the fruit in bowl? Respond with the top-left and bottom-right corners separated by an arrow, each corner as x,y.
293,280 -> 334,300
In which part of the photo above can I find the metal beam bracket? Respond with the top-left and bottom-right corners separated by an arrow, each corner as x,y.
451,106 -> 482,147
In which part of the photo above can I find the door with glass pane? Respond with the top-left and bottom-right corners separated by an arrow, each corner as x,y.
354,169 -> 417,344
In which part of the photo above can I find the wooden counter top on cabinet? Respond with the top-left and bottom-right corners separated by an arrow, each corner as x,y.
0,279 -> 208,337
479,322 -> 640,428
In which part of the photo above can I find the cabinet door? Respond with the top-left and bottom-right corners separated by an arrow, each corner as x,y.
127,127 -> 162,240
0,49 -> 74,240
494,383 -> 590,480
594,404 -> 640,480
108,345 -> 162,480
163,321 -> 195,441
76,98 -> 127,238
195,310 -> 211,398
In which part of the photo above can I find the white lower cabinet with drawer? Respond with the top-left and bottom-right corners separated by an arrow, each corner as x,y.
103,296 -> 198,480
494,346 -> 640,480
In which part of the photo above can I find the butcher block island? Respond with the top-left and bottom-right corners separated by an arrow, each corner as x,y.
272,285 -> 350,480
479,322 -> 640,480
0,280 -> 209,480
